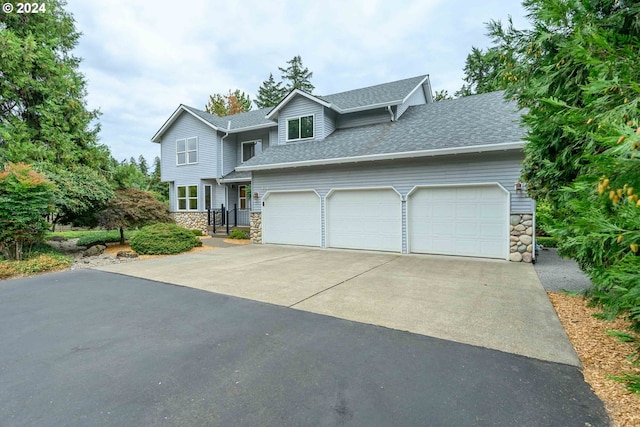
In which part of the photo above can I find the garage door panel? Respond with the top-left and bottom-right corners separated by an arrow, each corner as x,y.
327,189 -> 401,252
409,186 -> 508,259
263,192 -> 321,247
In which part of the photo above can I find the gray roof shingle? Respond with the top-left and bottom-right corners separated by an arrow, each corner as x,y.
238,91 -> 525,170
182,105 -> 274,131
319,75 -> 427,110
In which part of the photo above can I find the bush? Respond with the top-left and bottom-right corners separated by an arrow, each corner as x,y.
190,229 -> 203,236
228,228 -> 249,240
0,244 -> 73,279
536,236 -> 558,248
76,230 -> 137,247
130,223 -> 200,255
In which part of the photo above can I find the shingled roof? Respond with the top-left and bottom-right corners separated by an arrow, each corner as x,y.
237,91 -> 525,171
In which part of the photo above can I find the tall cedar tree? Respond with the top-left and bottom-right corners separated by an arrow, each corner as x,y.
279,55 -> 314,93
455,46 -> 515,97
205,89 -> 252,116
255,73 -> 287,108
488,0 -> 640,336
0,0 -> 113,227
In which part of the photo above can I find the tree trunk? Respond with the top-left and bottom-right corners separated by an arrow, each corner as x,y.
119,228 -> 125,245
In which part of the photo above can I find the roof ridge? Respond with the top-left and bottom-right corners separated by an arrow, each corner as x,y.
320,74 -> 427,99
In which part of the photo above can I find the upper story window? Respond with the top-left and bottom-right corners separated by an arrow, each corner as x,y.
177,137 -> 198,165
286,115 -> 314,141
241,140 -> 259,163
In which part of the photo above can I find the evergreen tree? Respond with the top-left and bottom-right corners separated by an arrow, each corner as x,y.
0,0 -> 113,228
279,55 -> 314,93
138,155 -> 149,176
255,73 -> 287,108
455,46 -> 514,97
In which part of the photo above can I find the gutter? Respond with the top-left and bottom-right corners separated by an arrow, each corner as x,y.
236,141 -> 525,172
386,106 -> 395,122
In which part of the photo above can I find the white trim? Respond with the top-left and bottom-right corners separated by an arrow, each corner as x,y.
176,136 -> 199,166
238,184 -> 249,211
261,190 -> 322,247
236,141 -> 525,171
266,90 -> 331,120
285,114 -> 315,142
325,187 -> 403,253
204,184 -> 213,210
152,105 -> 220,143
241,139 -> 260,163
406,183 -> 510,260
218,176 -> 251,184
227,123 -> 277,133
176,185 -> 199,211
401,76 -> 430,104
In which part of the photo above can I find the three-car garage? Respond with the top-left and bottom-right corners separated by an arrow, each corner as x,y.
261,184 -> 510,260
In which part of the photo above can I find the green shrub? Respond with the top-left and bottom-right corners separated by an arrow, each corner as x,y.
76,230 -> 137,247
0,244 -> 73,279
130,223 -> 199,255
190,229 -> 203,236
228,228 -> 249,240
536,236 -> 558,248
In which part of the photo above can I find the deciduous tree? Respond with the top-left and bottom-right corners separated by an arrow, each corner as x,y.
99,187 -> 173,245
205,89 -> 252,116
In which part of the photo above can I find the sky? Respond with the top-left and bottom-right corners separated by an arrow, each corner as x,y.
65,0 -> 530,164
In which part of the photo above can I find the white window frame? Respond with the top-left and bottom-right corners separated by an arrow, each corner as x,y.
241,140 -> 260,163
176,137 -> 198,165
238,185 -> 249,211
177,185 -> 198,211
204,184 -> 213,210
286,114 -> 314,142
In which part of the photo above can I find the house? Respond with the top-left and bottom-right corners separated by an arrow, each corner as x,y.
151,75 -> 535,262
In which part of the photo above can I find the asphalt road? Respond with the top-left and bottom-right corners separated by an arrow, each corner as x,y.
534,248 -> 594,292
0,270 -> 609,426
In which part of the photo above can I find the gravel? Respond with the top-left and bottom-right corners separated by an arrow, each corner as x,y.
534,248 -> 593,292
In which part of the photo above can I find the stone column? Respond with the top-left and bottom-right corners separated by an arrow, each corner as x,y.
509,214 -> 534,262
250,212 -> 262,244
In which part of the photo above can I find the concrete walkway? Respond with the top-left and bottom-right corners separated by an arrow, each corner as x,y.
97,245 -> 579,366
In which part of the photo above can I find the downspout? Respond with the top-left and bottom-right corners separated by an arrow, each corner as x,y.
218,120 -> 231,207
387,105 -> 395,122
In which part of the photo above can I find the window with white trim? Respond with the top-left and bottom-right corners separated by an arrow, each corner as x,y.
204,184 -> 212,210
286,115 -> 314,141
241,140 -> 259,163
177,185 -> 198,210
239,185 -> 249,210
176,137 -> 198,165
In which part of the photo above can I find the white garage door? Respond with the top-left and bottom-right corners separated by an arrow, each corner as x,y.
263,191 -> 321,247
408,185 -> 508,259
327,188 -> 401,252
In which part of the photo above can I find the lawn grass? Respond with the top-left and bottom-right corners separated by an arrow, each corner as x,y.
47,229 -> 138,246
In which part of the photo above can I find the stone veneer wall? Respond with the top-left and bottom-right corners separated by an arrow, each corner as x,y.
510,214 -> 534,263
250,212 -> 262,244
171,212 -> 208,235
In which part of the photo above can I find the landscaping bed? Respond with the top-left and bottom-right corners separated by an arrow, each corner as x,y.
549,292 -> 640,427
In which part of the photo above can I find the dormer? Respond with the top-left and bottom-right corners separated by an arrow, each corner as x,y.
265,75 -> 433,145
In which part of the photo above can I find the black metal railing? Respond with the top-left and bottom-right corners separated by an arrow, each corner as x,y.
207,204 -> 225,233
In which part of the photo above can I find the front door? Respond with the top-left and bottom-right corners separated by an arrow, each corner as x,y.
237,185 -> 250,225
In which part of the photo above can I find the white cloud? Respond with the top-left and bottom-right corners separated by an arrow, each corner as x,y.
65,0 -> 529,163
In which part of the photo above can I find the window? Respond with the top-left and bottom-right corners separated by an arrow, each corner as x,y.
204,184 -> 212,210
241,140 -> 258,163
239,185 -> 249,210
177,185 -> 198,210
286,115 -> 314,141
176,137 -> 198,165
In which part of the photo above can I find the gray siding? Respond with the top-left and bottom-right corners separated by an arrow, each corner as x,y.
269,129 -> 278,148
336,108 -> 391,129
235,130 -> 271,165
159,112 -> 218,183
396,86 -> 427,119
252,152 -> 533,215
223,134 -> 238,176
324,108 -> 336,137
277,96 -> 325,144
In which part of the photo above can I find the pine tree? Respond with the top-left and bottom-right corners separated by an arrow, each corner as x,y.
255,73 -> 287,108
138,155 -> 149,176
279,55 -> 314,93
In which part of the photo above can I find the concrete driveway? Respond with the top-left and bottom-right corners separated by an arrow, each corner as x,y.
98,245 -> 579,366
